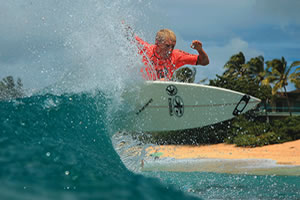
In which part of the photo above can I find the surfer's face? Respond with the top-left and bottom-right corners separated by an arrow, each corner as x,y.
156,39 -> 176,59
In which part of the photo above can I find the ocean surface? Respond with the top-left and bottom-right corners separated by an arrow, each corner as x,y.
1,93 -> 299,200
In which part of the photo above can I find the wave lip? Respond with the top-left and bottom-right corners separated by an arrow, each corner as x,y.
0,92 -> 198,200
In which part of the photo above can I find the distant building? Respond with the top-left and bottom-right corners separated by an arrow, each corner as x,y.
274,89 -> 300,113
258,89 -> 300,120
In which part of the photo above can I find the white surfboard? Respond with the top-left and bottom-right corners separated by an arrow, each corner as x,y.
121,81 -> 261,132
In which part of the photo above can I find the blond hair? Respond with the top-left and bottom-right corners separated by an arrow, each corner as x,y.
155,29 -> 176,44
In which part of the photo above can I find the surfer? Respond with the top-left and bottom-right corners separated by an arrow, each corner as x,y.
125,25 -> 209,80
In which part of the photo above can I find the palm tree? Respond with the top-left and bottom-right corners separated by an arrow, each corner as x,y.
246,55 -> 273,121
246,56 -> 266,82
223,52 -> 248,78
262,57 -> 300,116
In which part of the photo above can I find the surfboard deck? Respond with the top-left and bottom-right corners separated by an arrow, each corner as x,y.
122,81 -> 261,132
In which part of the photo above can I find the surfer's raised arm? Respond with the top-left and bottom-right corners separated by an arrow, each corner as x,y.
191,40 -> 209,66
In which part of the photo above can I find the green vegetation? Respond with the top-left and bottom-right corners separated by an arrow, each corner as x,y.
225,115 -> 300,147
142,52 -> 300,147
0,76 -> 24,100
208,52 -> 300,146
263,57 -> 300,116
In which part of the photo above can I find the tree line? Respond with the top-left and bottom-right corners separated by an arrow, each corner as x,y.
209,52 -> 300,116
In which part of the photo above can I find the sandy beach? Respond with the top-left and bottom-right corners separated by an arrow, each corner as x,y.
140,140 -> 300,175
112,132 -> 300,175
147,139 -> 300,166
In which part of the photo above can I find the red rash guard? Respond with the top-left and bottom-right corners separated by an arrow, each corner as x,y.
135,36 -> 199,80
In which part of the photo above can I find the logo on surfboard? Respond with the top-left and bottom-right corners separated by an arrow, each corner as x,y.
166,85 -> 177,96
173,96 -> 184,117
166,85 -> 184,117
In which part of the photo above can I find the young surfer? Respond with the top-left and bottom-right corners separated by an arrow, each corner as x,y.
131,28 -> 209,80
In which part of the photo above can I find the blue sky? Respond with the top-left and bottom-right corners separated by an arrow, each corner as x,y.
0,0 -> 299,91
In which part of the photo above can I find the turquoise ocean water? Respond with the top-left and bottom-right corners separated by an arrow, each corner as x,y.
1,93 -> 299,200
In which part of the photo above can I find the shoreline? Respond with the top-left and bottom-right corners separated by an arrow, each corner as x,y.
143,140 -> 300,175
147,140 -> 300,166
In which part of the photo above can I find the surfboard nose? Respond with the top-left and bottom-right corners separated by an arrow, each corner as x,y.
251,96 -> 261,103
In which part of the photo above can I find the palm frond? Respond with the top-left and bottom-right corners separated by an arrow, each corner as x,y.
291,61 -> 300,68
272,83 -> 281,95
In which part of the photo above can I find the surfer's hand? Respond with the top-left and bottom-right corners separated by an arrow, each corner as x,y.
191,40 -> 202,51
192,40 -> 209,65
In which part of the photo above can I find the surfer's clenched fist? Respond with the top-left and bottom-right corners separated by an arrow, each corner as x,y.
190,40 -> 209,65
191,40 -> 202,51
